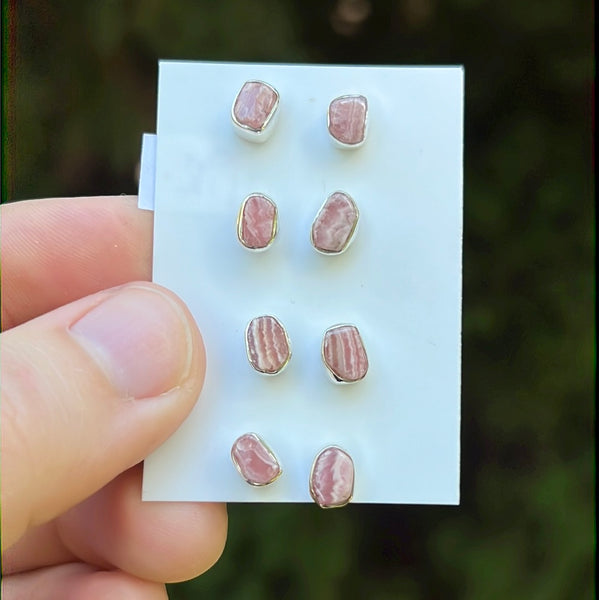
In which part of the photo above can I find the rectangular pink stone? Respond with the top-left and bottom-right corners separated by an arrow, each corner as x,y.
310,446 -> 354,508
323,324 -> 368,383
238,194 -> 277,250
246,315 -> 291,375
231,433 -> 281,486
328,95 -> 368,146
233,81 -> 278,132
311,191 -> 359,254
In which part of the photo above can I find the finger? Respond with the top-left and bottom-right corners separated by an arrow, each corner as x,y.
1,520 -> 77,574
3,466 -> 228,583
1,196 -> 153,330
1,563 -> 167,600
0,282 -> 205,550
59,465 -> 227,582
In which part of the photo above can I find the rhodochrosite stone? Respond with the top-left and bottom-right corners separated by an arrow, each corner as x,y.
232,81 -> 279,133
231,433 -> 281,486
322,324 -> 368,383
245,315 -> 291,374
310,446 -> 355,508
311,191 -> 359,254
238,194 -> 277,250
328,95 -> 368,147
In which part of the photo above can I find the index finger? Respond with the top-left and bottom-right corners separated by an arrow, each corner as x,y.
1,196 -> 153,330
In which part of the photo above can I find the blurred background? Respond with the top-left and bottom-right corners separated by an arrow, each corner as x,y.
2,0 -> 594,598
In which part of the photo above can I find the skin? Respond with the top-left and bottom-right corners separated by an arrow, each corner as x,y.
1,196 -> 228,599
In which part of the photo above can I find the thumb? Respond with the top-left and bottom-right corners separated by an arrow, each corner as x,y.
0,283 -> 205,550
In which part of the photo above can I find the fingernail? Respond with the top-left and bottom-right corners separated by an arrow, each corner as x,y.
69,285 -> 193,398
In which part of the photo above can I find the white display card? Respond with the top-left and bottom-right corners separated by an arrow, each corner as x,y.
142,61 -> 463,504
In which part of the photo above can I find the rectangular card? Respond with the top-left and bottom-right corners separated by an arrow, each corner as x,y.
142,61 -> 463,504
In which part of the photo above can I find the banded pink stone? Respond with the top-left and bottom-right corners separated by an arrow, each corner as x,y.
311,191 -> 359,254
231,433 -> 281,486
238,194 -> 277,250
328,94 -> 368,147
322,324 -> 368,383
310,446 -> 355,508
232,80 -> 279,135
245,315 -> 291,375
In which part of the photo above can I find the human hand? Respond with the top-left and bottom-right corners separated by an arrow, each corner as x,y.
1,196 -> 227,599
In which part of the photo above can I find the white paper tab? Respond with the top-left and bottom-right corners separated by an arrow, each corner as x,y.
137,133 -> 157,211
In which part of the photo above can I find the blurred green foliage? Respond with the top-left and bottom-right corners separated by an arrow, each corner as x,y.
2,0 -> 594,598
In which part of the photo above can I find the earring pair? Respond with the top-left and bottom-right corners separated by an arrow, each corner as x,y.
231,80 -> 368,148
245,316 -> 369,384
237,191 -> 359,255
231,432 -> 355,509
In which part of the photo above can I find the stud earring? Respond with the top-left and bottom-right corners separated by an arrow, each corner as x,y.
231,433 -> 282,486
310,445 -> 355,508
245,315 -> 291,375
237,193 -> 278,251
328,94 -> 368,148
232,80 -> 280,143
322,324 -> 368,384
311,191 -> 359,255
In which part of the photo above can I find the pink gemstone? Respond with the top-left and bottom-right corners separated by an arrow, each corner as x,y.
322,324 -> 368,383
246,315 -> 291,375
238,194 -> 277,250
310,446 -> 355,508
328,95 -> 368,147
231,433 -> 281,486
232,81 -> 279,132
311,191 -> 359,254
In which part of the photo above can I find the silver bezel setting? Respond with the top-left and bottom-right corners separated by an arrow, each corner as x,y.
309,445 -> 355,509
321,323 -> 368,384
231,432 -> 283,487
310,191 -> 360,255
231,80 -> 280,143
327,94 -> 368,149
237,193 -> 278,251
245,315 -> 292,375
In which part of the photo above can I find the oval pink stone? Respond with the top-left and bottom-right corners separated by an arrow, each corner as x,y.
328,94 -> 368,146
310,446 -> 355,508
233,81 -> 279,132
231,433 -> 281,486
322,324 -> 368,383
238,194 -> 277,250
246,315 -> 291,375
311,191 -> 359,254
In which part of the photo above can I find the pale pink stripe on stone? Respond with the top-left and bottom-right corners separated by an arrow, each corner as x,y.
323,324 -> 368,383
246,315 -> 291,374
239,194 -> 277,249
311,191 -> 359,254
310,446 -> 355,508
233,81 -> 278,131
328,95 -> 368,146
231,433 -> 281,486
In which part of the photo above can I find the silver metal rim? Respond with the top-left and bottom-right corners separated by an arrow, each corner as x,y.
327,94 -> 368,149
231,432 -> 283,486
310,191 -> 360,255
237,193 -> 278,251
245,315 -> 292,375
231,80 -> 280,136
321,323 -> 368,384
309,445 -> 355,508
